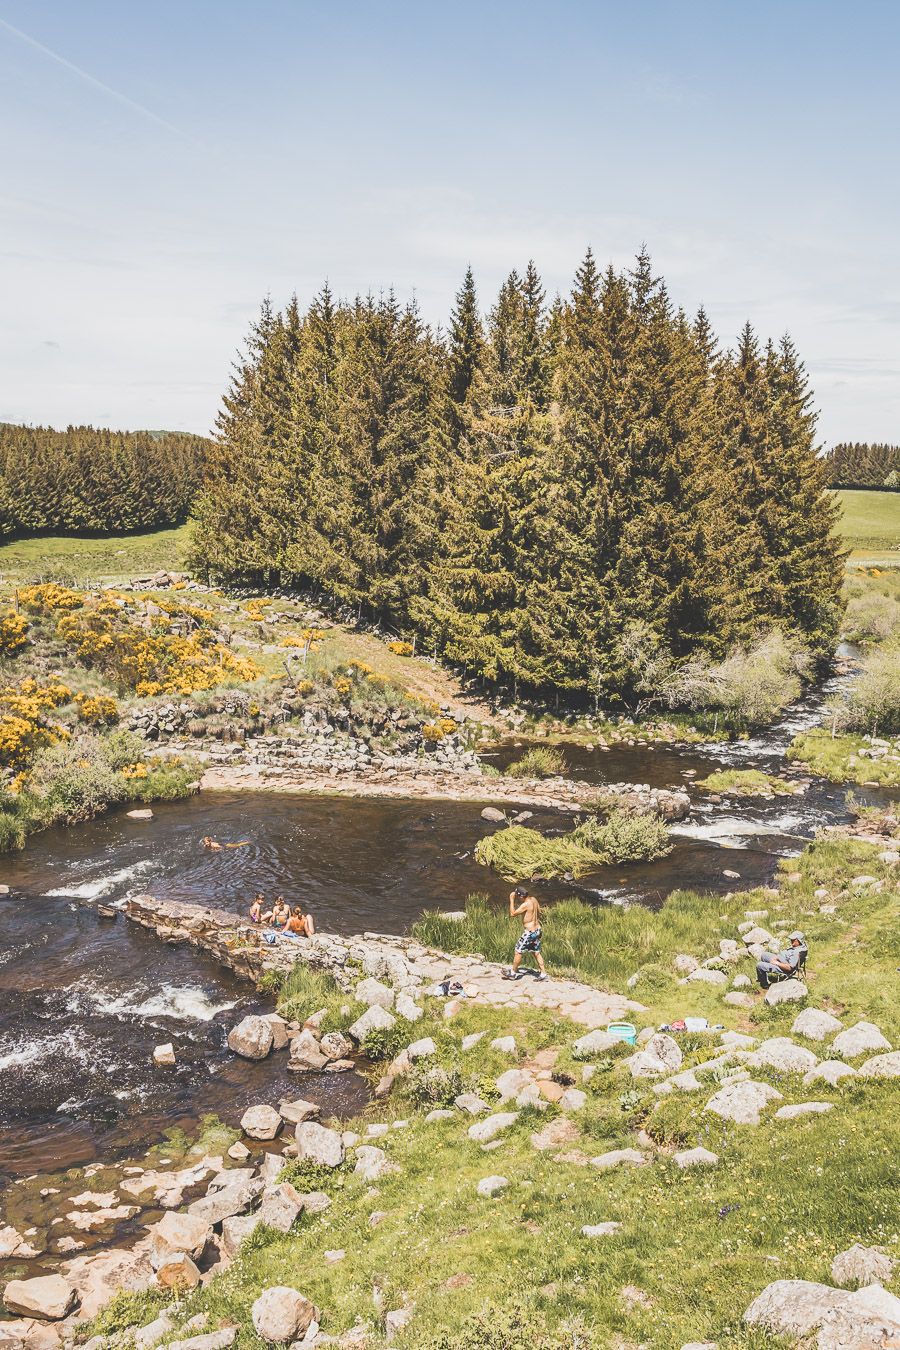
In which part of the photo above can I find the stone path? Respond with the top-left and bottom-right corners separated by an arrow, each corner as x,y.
125,896 -> 643,1029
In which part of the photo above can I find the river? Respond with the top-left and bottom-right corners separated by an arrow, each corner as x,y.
0,655 -> 893,1186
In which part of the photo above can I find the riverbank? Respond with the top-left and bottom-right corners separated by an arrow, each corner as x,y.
4,825 -> 895,1347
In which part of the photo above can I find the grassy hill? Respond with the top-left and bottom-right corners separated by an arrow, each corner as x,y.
831,488 -> 900,560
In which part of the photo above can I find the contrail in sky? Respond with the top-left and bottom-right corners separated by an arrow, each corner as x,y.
0,14 -> 187,138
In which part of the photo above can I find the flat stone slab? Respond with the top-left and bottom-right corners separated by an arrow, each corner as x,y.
774,1102 -> 833,1120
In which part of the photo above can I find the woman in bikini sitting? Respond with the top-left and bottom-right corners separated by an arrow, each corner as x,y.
269,896 -> 290,930
286,905 -> 315,937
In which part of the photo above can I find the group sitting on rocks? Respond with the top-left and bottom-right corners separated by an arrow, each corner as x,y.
249,893 -> 315,937
756,931 -> 807,989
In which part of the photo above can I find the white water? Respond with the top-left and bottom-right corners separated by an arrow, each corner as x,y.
44,860 -> 153,901
66,979 -> 236,1023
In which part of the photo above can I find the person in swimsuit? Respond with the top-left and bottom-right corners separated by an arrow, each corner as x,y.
504,886 -> 548,980
286,905 -> 315,937
249,893 -> 266,924
269,896 -> 290,929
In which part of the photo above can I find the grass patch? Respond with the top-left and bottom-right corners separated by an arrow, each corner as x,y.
788,728 -> 900,786
831,488 -> 900,552
474,811 -> 671,881
275,964 -> 364,1034
0,524 -> 193,583
504,746 -> 568,778
697,769 -> 800,796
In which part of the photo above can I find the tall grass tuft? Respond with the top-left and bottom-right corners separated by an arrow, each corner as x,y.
475,810 -> 670,880
276,963 -> 364,1032
504,746 -> 568,779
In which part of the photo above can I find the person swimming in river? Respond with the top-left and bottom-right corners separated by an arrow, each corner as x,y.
503,886 -> 548,981
202,836 -> 251,851
286,905 -> 315,937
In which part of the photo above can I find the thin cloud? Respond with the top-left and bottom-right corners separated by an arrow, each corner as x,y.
0,15 -> 188,139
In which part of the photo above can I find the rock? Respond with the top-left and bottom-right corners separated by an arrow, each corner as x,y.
279,1097 -> 321,1125
743,1280 -> 850,1335
731,974 -> 752,989
674,954 -> 699,974
674,1147 -> 719,1169
476,1175 -> 508,1197
530,1117 -> 581,1151
259,1153 -> 284,1186
2,1277 -> 76,1321
454,1092 -> 489,1115
461,1032 -> 485,1051
348,1004 -> 396,1042
324,1249 -> 345,1263
680,1344 -> 718,1350
792,1008 -> 843,1041
858,1051 -> 900,1078
725,992 -> 754,1008
155,1253 -> 201,1291
168,1333 -> 236,1350
149,1211 -> 211,1265
264,1014 -> 290,1050
803,1060 -> 857,1087
133,1312 -> 175,1348
153,1042 -> 176,1066
665,1069 -> 703,1093
394,992 -> 423,1022
686,967 -> 728,986
749,1037 -> 819,1074
765,979 -> 808,1005
850,874 -> 879,887
495,1069 -> 534,1102
742,926 -> 774,945
589,1148 -> 647,1171
582,1222 -> 622,1237
354,1146 -> 395,1182
559,1087 -> 587,1111
830,1244 -> 896,1289
490,1036 -> 516,1053
127,808 -> 154,820
407,1037 -> 436,1060
480,807 -> 507,822
187,1176 -> 262,1225
538,1080 -> 565,1103
425,1109 -> 455,1122
879,849 -> 900,865
288,1029 -> 329,1071
0,1226 -> 41,1260
257,1182 -> 306,1232
704,1080 -> 783,1125
355,978 -> 395,1009
629,1032 -> 683,1077
299,1191 -> 332,1215
468,1112 -> 519,1144
220,1214 -> 261,1258
319,1031 -> 354,1060
720,1031 -> 756,1049
831,1021 -> 891,1059
241,1104 -> 283,1140
294,1121 -> 345,1168
251,1286 -> 317,1343
385,1304 -> 415,1339
572,1028 -> 622,1056
227,1015 -> 274,1060
774,1102 -> 833,1119
227,1141 -> 250,1161
61,1240 -> 155,1319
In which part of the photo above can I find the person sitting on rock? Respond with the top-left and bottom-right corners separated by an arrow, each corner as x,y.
503,886 -> 548,981
249,893 -> 266,923
268,895 -> 290,929
286,905 -> 315,937
756,931 -> 806,988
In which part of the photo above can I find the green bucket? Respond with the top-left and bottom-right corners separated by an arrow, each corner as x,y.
607,1021 -> 638,1046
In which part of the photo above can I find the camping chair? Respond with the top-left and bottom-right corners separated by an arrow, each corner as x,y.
767,946 -> 808,984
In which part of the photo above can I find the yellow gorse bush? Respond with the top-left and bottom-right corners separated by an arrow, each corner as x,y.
18,583 -> 84,613
73,693 -> 119,725
0,677 -> 72,768
387,640 -> 414,656
421,717 -> 457,741
0,611 -> 29,656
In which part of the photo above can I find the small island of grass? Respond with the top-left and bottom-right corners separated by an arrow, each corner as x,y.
696,768 -> 801,796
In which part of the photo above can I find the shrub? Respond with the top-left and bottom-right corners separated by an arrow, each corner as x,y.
0,611 -> 29,656
406,1060 -> 468,1109
504,746 -> 568,778
276,964 -> 361,1032
27,736 -> 125,823
832,641 -> 900,735
572,809 -> 670,863
361,1022 -> 406,1062
74,693 -> 119,726
387,640 -> 414,656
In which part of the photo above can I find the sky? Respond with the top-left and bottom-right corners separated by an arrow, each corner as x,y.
1,0 -> 898,445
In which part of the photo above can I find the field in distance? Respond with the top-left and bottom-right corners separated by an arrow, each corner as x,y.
831,487 -> 900,561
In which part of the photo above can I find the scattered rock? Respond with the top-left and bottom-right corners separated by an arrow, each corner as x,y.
589,1148 -> 647,1171
749,1037 -> 819,1074
355,978 -> 395,1010
858,1051 -> 900,1078
257,1182 -> 306,1232
572,1028 -> 622,1056
673,954 -> 699,974
156,1252 -> 201,1291
279,1097 -> 321,1125
468,1112 -> 519,1144
704,1080 -> 783,1125
455,1092 -> 489,1115
384,1304 -> 415,1339
288,1029 -> 329,1071
187,1176 -> 262,1226
803,1060 -> 857,1088
831,1021 -> 891,1059
395,992 -> 423,1022
148,1212 -> 211,1266
559,1087 -> 587,1111
220,1214 -> 261,1258
127,808 -> 154,820
168,1333 -> 236,1350
629,1032 -> 683,1077
480,807 -> 507,822
425,1109 -> 455,1122
251,1286 -> 317,1343
742,1280 -> 850,1335
227,1141 -> 250,1162
320,1030 -> 354,1060
792,1008 -> 843,1041
476,1175 -> 508,1197
153,1042 -> 176,1066
674,1147 -> 719,1169
495,1068 -> 534,1102
830,1243 -> 896,1289
241,1104 -> 283,1140
348,1004 -> 397,1042
354,1146 -> 395,1182
490,1036 -> 516,1053
2,1276 -> 76,1321
530,1117 -> 581,1151
774,1102 -> 833,1120
227,1015 -> 274,1060
724,991 -> 754,1008
582,1222 -> 622,1237
686,967 -> 728,986
324,1249 -> 346,1263
764,979 -> 808,1005
407,1037 -> 437,1060
294,1121 -> 345,1168
461,1032 -> 485,1051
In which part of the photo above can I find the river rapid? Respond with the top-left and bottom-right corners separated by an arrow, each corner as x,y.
0,654 -> 894,1186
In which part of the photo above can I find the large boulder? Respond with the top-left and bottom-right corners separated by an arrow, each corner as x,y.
743,1280 -> 848,1335
2,1276 -> 76,1321
220,1214 -> 261,1258
765,980 -> 808,1006
572,1029 -> 623,1057
288,1029 -> 329,1071
240,1105 -> 282,1140
61,1241 -> 155,1320
792,1008 -> 843,1042
256,1182 -> 305,1233
803,1060 -> 857,1088
294,1121 -> 345,1168
629,1033 -> 683,1078
830,1244 -> 896,1289
148,1212 -> 211,1267
748,1037 -> 818,1074
187,1176 -> 262,1225
468,1112 -> 519,1144
817,1284 -> 900,1349
704,1080 -> 783,1126
251,1286 -> 317,1343
832,1021 -> 891,1059
227,1016 -> 273,1060
348,1004 -> 396,1043
858,1051 -> 900,1078
354,978 -> 395,1009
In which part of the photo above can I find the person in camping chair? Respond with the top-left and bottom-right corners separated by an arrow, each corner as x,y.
756,931 -> 806,988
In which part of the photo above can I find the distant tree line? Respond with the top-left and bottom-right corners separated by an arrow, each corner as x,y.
191,249 -> 844,698
824,442 -> 900,490
0,424 -> 210,537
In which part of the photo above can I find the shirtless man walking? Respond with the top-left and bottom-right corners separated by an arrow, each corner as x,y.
503,886 -> 548,981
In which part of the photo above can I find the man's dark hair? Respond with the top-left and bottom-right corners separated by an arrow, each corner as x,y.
514,886 -> 527,897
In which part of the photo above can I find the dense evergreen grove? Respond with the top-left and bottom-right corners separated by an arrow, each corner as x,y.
191,250 -> 844,698
0,424 -> 209,536
824,441 -> 900,489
